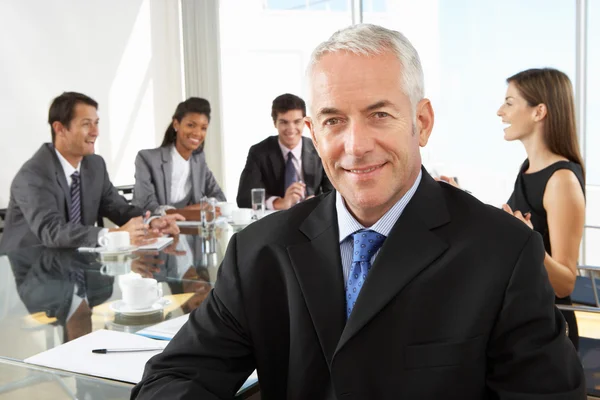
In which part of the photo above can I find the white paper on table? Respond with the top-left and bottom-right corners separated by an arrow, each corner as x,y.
136,314 -> 190,340
176,221 -> 203,227
137,236 -> 174,250
24,329 -> 169,384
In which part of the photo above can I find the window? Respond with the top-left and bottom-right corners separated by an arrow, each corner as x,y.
219,0 -> 352,199
265,0 -> 349,11
584,0 -> 600,264
362,0 -> 576,206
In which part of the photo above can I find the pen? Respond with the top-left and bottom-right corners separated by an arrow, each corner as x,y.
92,347 -> 164,354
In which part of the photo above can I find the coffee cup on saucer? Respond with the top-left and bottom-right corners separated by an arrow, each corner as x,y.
99,231 -> 130,251
121,278 -> 163,310
100,258 -> 132,276
232,208 -> 253,225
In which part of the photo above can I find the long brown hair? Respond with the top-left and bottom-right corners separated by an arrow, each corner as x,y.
507,68 -> 585,181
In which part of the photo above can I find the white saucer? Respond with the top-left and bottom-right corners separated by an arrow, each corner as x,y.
110,298 -> 170,316
97,246 -> 138,256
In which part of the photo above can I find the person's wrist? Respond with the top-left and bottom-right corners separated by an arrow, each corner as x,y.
273,197 -> 284,210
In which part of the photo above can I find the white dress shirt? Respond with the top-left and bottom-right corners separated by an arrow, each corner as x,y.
55,149 -> 81,186
266,139 -> 304,210
336,170 -> 422,284
170,145 -> 192,205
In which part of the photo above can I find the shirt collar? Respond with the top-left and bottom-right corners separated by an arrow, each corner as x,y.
278,137 -> 302,161
336,170 -> 422,243
171,144 -> 190,164
54,148 -> 81,178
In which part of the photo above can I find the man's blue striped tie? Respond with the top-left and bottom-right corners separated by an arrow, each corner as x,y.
70,171 -> 82,224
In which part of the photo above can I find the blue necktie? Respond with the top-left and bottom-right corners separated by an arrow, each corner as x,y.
70,171 -> 82,224
284,152 -> 298,192
346,229 -> 386,319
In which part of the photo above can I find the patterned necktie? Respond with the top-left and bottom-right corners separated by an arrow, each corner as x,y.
284,152 -> 298,192
69,269 -> 87,298
346,229 -> 386,319
70,171 -> 82,224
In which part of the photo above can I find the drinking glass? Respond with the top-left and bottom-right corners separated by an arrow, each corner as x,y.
251,188 -> 265,220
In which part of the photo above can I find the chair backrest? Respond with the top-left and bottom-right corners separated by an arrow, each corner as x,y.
0,208 -> 6,234
96,185 -> 135,228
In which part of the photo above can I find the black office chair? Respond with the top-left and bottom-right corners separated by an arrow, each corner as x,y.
96,185 -> 135,228
0,208 -> 7,234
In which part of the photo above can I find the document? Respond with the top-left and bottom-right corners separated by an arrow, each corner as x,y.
137,236 -> 173,250
136,314 -> 190,340
24,329 -> 168,384
25,328 -> 260,391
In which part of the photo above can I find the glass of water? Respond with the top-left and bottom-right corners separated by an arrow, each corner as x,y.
251,188 -> 265,220
199,197 -> 217,230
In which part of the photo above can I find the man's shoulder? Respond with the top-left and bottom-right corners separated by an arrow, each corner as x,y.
248,136 -> 278,154
82,153 -> 107,169
438,182 -> 533,244
17,143 -> 56,177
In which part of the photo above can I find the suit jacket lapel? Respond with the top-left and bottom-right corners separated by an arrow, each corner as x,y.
190,152 -> 200,202
47,144 -> 72,215
335,172 -> 451,353
79,159 -> 95,225
160,147 -> 172,204
287,192 -> 345,364
301,138 -> 317,196
267,137 -> 284,193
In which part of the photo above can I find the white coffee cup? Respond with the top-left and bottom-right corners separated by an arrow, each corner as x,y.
121,278 -> 163,309
100,259 -> 131,276
99,231 -> 130,250
232,208 -> 253,225
217,202 -> 236,218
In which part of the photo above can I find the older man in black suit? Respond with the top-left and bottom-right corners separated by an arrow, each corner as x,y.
236,93 -> 333,210
134,25 -> 584,399
0,92 -> 182,253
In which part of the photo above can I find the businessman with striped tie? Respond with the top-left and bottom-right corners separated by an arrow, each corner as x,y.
0,92 -> 183,253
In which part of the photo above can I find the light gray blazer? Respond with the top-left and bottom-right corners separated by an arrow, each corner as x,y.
132,146 -> 226,213
0,143 -> 142,253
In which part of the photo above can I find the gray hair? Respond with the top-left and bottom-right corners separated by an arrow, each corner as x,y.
306,24 -> 425,111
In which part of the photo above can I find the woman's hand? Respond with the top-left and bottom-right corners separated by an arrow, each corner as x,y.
502,204 -> 533,230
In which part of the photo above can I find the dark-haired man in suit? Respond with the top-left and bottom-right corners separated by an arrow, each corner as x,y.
0,92 -> 183,253
236,93 -> 333,210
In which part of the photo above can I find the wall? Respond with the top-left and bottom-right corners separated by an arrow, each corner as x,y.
0,0 -> 184,207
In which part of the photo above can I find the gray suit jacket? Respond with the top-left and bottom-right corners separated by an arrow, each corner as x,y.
0,143 -> 142,253
132,146 -> 226,213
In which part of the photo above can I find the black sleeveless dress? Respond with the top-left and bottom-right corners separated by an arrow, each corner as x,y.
507,159 -> 584,350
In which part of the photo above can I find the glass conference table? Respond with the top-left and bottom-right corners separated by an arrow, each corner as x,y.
0,223 -> 259,399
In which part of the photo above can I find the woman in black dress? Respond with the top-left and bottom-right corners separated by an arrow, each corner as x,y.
498,68 -> 585,349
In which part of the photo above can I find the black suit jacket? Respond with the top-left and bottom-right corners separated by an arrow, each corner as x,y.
0,143 -> 143,252
133,171 -> 585,399
236,136 -> 333,208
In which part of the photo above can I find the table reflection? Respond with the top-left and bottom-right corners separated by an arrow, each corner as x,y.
0,228 -> 229,362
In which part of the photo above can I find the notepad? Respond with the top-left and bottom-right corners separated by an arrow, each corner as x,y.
136,314 -> 190,340
137,236 -> 174,250
25,329 -> 259,392
24,329 -> 169,383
